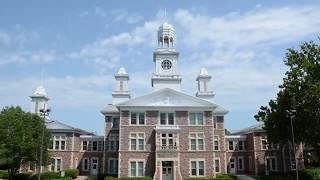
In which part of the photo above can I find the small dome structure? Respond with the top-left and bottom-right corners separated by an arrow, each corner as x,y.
199,68 -> 209,76
158,22 -> 175,31
157,22 -> 176,49
117,67 -> 128,75
34,85 -> 47,96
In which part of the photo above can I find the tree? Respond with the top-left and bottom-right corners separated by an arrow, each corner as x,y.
0,106 -> 51,179
255,40 -> 320,161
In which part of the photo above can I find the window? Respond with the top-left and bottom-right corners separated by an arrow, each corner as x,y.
190,160 -> 205,176
112,117 -> 119,128
189,112 -> 204,125
53,136 -> 66,151
238,141 -> 245,151
108,135 -> 119,151
108,159 -> 118,175
161,133 -> 175,147
51,158 -> 62,172
161,60 -> 172,70
228,141 -> 234,151
98,141 -> 104,151
238,157 -> 244,170
131,112 -> 145,125
120,81 -> 124,91
130,133 -> 144,150
83,158 -> 89,171
190,133 -> 204,150
82,141 -> 87,151
214,136 -> 219,150
213,116 -> 217,129
130,161 -> 144,177
261,136 -> 278,150
266,157 -> 277,171
160,112 -> 174,125
92,141 -> 98,151
215,159 -> 220,173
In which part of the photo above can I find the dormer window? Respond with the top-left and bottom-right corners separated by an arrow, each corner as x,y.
160,112 -> 174,125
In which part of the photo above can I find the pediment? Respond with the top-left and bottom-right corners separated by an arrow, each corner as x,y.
116,88 -> 217,108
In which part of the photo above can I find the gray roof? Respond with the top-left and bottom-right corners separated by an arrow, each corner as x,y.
231,122 -> 264,135
101,104 -> 119,114
46,119 -> 93,135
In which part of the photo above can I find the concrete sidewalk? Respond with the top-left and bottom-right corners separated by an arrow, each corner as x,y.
236,175 -> 257,180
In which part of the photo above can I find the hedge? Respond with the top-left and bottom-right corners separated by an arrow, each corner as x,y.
301,167 -> 320,179
64,169 -> 79,179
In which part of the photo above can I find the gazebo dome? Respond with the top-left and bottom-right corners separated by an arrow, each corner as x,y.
199,68 -> 209,76
34,85 -> 47,96
158,22 -> 174,31
117,67 -> 128,75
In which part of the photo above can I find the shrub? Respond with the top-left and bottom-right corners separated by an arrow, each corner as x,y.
301,167 -> 320,179
0,170 -> 9,179
186,178 -> 208,180
54,177 -> 72,180
31,171 -> 61,180
14,172 -> 32,180
64,169 -> 79,179
105,176 -> 116,180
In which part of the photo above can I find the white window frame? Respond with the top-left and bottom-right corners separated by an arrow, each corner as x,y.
108,134 -> 119,151
53,135 -> 66,151
213,116 -> 217,129
266,156 -> 278,171
81,141 -> 88,151
228,141 -> 234,151
188,112 -> 204,125
129,132 -> 145,151
130,112 -> 145,125
159,112 -> 175,125
189,132 -> 205,151
129,159 -> 145,177
112,116 -> 120,129
108,158 -> 118,175
190,159 -> 205,177
214,136 -> 219,150
238,140 -> 245,151
50,157 -> 62,172
82,158 -> 89,171
214,158 -> 220,173
238,157 -> 244,171
160,133 -> 175,147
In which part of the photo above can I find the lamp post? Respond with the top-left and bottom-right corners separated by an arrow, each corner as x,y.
38,107 -> 50,180
287,110 -> 299,180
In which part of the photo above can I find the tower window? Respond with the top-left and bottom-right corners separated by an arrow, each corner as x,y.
161,60 -> 172,70
120,81 -> 124,91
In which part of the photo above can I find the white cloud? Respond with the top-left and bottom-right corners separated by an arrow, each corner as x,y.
0,50 -> 58,66
174,6 -> 320,48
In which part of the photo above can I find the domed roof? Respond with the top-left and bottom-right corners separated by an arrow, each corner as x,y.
158,22 -> 175,31
34,85 -> 47,96
117,67 -> 128,75
199,68 -> 209,76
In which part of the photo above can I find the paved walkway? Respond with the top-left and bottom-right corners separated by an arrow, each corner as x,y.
236,175 -> 257,180
75,176 -> 90,180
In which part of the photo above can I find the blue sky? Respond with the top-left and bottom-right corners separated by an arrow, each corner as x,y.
1,0 -> 320,135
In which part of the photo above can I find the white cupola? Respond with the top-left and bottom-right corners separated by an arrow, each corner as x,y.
158,22 -> 175,49
196,68 -> 214,100
30,85 -> 50,114
112,67 -> 131,104
152,22 -> 181,91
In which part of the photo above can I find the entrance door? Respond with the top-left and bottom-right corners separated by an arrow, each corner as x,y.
91,159 -> 98,176
229,158 -> 236,174
162,166 -> 173,180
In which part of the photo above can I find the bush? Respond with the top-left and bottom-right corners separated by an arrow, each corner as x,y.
301,167 -> 320,179
186,178 -> 208,180
0,170 -> 9,179
64,169 -> 79,179
31,171 -> 61,180
54,177 -> 72,180
14,172 -> 32,180
105,176 -> 116,180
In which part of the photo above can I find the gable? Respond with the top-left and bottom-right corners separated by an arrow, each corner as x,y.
116,88 -> 219,109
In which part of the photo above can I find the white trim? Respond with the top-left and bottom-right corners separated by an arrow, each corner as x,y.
91,157 -> 99,175
214,135 -> 219,151
129,111 -> 146,125
189,132 -> 205,151
128,159 -> 145,177
214,158 -> 221,173
129,132 -> 145,151
50,157 -> 62,172
159,111 -> 176,125
188,111 -> 204,125
189,159 -> 206,177
265,156 -> 278,171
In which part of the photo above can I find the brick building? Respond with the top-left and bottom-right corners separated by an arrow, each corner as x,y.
24,21 -> 303,179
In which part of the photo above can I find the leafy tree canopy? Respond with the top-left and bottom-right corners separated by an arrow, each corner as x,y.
0,106 -> 51,178
255,40 -> 320,149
